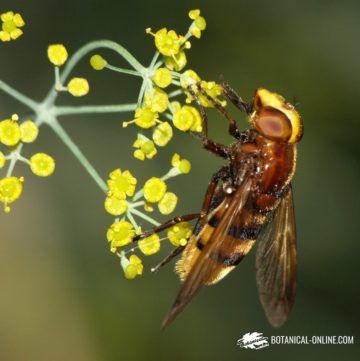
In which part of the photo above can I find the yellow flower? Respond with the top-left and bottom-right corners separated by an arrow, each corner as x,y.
121,254 -> 143,279
107,169 -> 137,199
123,106 -> 160,129
138,234 -> 161,255
152,68 -> 172,88
0,152 -> 5,168
30,153 -> 55,177
47,44 -> 68,66
0,176 -> 24,213
188,9 -> 207,39
90,54 -> 106,70
152,122 -> 173,147
20,120 -> 39,143
0,11 -> 25,42
180,70 -> 201,89
133,137 -> 157,160
164,50 -> 187,71
171,153 -> 191,174
147,27 -> 184,57
158,192 -> 178,215
107,220 -> 135,250
172,104 -> 202,132
186,81 -> 226,108
67,78 -> 89,97
167,222 -> 192,247
144,87 -> 168,113
0,114 -> 21,146
104,197 -> 127,216
143,177 -> 167,203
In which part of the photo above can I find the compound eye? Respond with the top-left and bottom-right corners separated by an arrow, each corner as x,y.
254,107 -> 292,142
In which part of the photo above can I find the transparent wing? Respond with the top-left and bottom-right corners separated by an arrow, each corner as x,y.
162,177 -> 253,328
255,187 -> 297,327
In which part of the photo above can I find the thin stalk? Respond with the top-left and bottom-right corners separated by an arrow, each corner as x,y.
55,103 -> 137,116
105,64 -> 142,77
0,80 -> 39,111
48,117 -> 107,193
129,208 -> 160,226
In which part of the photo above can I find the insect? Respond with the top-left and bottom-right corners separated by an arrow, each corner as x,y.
133,81 -> 303,328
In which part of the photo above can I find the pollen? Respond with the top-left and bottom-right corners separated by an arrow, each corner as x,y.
20,120 -> 39,143
104,196 -> 128,216
164,50 -> 187,71
171,153 -> 191,174
148,27 -> 183,57
133,137 -> 157,160
152,68 -> 172,88
107,169 -> 137,199
30,153 -> 55,177
158,192 -> 178,215
180,70 -> 201,88
138,234 -> 161,255
143,177 -> 167,203
0,176 -> 24,213
120,253 -> 143,279
144,87 -> 169,113
0,11 -> 25,42
0,115 -> 21,146
167,222 -> 192,247
172,104 -> 202,132
47,44 -> 68,66
90,54 -> 107,70
124,106 -> 160,129
67,78 -> 90,97
152,122 -> 173,147
107,220 -> 135,249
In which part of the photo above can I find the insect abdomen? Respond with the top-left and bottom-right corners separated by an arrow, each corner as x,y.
176,203 -> 261,285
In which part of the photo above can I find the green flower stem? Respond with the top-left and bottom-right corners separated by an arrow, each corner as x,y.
43,40 -> 146,106
149,51 -> 160,68
6,143 -> 24,177
126,211 -> 139,229
168,89 -> 183,98
55,103 -> 137,116
54,67 -> 61,87
0,80 -> 39,111
105,64 -> 142,77
128,201 -> 145,209
162,167 -> 180,181
137,79 -> 148,106
129,208 -> 160,227
48,117 -> 107,193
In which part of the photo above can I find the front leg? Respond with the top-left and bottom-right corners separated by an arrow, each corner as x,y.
221,80 -> 253,114
187,85 -> 229,158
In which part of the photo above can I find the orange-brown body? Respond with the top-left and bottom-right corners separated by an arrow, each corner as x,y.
177,131 -> 297,284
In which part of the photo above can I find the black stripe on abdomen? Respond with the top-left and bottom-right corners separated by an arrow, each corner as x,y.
228,224 -> 262,240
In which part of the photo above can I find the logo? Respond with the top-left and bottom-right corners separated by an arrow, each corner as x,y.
237,332 -> 269,350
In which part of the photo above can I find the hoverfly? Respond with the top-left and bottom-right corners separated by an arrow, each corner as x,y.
133,81 -> 303,328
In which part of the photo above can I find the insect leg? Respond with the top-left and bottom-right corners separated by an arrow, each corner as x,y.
145,166 -> 230,272
221,80 -> 253,114
132,213 -> 200,242
195,82 -> 242,140
187,85 -> 229,158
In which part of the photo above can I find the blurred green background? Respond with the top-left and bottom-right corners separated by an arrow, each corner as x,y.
0,0 -> 359,360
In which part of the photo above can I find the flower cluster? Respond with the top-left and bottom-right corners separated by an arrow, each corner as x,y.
1,8 -> 221,281
0,113 -> 55,212
84,9 -> 227,279
91,9 -> 225,165
48,44 -> 90,96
